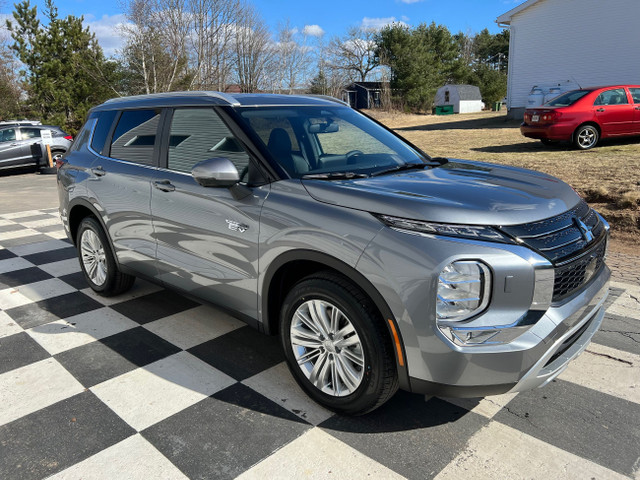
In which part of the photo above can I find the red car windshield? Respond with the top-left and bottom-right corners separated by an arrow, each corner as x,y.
545,90 -> 592,107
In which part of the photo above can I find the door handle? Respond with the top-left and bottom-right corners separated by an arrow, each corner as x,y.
9,143 -> 18,146
596,108 -> 606,112
635,106 -> 640,110
91,166 -> 106,177
154,180 -> 175,192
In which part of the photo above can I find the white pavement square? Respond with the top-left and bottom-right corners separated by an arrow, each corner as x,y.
91,351 -> 236,431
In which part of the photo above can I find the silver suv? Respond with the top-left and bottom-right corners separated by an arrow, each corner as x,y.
58,92 -> 610,414
0,124 -> 72,171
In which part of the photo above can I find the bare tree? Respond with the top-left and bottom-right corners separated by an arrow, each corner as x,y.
328,26 -> 377,82
120,0 -> 190,94
188,0 -> 240,90
0,35 -> 22,118
273,20 -> 310,94
232,4 -> 272,93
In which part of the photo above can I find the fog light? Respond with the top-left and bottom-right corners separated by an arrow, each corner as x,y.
436,261 -> 491,322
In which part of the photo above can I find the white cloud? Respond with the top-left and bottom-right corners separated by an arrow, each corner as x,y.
302,24 -> 324,37
83,14 -> 131,57
361,16 -> 408,31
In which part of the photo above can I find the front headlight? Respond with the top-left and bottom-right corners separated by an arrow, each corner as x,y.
436,261 -> 491,322
375,214 -> 514,243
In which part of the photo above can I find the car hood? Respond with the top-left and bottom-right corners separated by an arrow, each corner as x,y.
301,159 -> 581,226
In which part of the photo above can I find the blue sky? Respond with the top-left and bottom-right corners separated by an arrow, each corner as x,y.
3,0 -> 521,57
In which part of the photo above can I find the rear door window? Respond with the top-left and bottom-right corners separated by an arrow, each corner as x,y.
629,88 -> 640,104
594,89 -> 629,106
20,128 -> 41,139
109,109 -> 161,165
91,110 -> 118,155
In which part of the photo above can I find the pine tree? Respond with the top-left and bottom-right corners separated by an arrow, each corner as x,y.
7,0 -> 120,132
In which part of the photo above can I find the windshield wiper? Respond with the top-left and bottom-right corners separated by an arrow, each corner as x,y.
302,172 -> 368,180
371,162 -> 429,177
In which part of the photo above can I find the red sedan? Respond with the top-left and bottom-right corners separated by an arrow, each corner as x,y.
521,85 -> 640,149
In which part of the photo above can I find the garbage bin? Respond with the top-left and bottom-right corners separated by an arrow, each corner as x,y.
435,105 -> 454,115
492,102 -> 501,111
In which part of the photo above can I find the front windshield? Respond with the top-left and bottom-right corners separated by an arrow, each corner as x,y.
545,89 -> 591,107
237,106 -> 426,178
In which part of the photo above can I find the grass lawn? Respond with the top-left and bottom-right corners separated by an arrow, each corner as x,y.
369,110 -> 640,254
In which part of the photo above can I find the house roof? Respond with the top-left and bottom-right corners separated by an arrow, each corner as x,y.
345,82 -> 386,90
441,84 -> 482,100
496,0 -> 543,26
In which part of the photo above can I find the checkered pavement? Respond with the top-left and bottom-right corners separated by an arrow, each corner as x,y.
0,208 -> 638,480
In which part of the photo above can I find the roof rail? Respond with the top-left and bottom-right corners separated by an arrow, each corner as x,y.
304,94 -> 349,106
103,91 -> 240,106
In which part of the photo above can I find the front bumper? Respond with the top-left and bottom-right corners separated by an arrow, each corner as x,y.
408,264 -> 610,397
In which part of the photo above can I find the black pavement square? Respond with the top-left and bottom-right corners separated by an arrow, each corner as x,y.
54,326 -> 179,387
0,249 -> 17,260
6,291 -> 103,329
0,267 -> 53,289
320,392 -> 489,479
188,326 -> 284,381
8,214 -> 55,224
110,289 -> 200,324
59,271 -> 90,290
1,234 -> 53,247
493,379 -> 640,478
0,332 -> 50,375
143,383 -> 309,480
593,312 -> 640,355
0,224 -> 22,233
603,286 -> 625,310
23,246 -> 77,265
35,224 -> 65,233
0,391 -> 136,480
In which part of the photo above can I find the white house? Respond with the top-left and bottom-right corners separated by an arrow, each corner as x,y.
496,0 -> 639,118
434,85 -> 484,113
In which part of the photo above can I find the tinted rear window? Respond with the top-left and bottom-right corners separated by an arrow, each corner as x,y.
545,90 -> 591,107
91,110 -> 117,155
109,109 -> 160,165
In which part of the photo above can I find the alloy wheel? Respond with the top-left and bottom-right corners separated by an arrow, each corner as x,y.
290,299 -> 365,397
80,229 -> 107,286
577,126 -> 598,149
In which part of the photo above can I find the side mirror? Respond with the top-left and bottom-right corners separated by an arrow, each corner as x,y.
191,157 -> 239,187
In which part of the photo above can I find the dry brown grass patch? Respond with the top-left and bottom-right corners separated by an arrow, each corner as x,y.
367,109 -> 640,252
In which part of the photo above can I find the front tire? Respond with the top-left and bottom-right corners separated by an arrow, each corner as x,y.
280,272 -> 398,415
76,216 -> 135,296
574,124 -> 599,150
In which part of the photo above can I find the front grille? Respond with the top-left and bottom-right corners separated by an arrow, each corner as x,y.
500,200 -> 607,302
552,238 -> 606,301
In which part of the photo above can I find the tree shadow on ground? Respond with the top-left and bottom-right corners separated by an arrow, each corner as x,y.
395,115 -> 521,132
471,142 -> 571,154
472,136 -> 640,154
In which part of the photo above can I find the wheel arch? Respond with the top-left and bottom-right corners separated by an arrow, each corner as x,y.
67,199 -> 121,269
573,121 -> 601,139
261,249 -> 410,390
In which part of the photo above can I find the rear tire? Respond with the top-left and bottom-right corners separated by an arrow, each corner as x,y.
280,272 -> 398,415
76,216 -> 135,296
38,149 -> 65,173
573,124 -> 599,150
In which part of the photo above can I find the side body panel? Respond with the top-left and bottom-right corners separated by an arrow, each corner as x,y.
150,168 -> 269,319
85,156 -> 159,279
